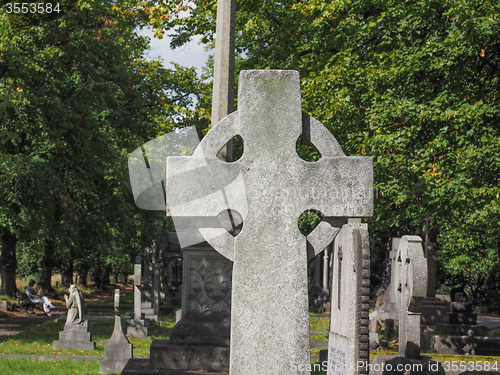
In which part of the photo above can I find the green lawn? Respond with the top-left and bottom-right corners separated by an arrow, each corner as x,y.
2,310 -> 498,375
0,358 -> 101,374
0,314 -> 176,358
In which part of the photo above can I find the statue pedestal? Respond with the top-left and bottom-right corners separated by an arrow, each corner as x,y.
54,321 -> 95,350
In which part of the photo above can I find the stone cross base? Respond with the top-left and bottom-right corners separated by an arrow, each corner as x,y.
53,322 -> 96,350
126,318 -> 152,338
149,339 -> 229,372
148,315 -> 230,372
169,316 -> 230,346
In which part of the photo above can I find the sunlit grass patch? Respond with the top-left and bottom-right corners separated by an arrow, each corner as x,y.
0,358 -> 100,374
309,316 -> 329,332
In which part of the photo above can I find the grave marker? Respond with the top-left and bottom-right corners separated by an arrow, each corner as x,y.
99,289 -> 133,374
54,285 -> 95,350
394,235 -> 428,358
126,256 -> 151,337
327,222 -> 370,375
166,70 -> 373,374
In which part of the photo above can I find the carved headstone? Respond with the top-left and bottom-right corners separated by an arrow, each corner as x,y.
99,289 -> 133,374
395,235 -> 428,358
371,237 -> 445,375
327,222 -> 370,375
149,243 -> 232,372
166,70 -> 373,374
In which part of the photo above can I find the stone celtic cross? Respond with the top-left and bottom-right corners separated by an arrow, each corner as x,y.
167,70 -> 373,374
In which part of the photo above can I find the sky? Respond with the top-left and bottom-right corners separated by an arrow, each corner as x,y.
142,28 -> 211,74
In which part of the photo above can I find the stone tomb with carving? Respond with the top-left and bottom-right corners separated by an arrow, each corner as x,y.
149,243 -> 232,372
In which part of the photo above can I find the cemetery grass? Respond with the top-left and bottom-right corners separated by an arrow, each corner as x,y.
0,314 -> 177,358
0,358 -> 100,374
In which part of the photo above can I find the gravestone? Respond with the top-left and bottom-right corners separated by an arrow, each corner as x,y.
387,238 -> 400,318
312,245 -> 331,309
140,244 -> 159,320
149,242 -> 232,372
99,289 -> 133,374
54,285 -> 95,350
370,237 -> 445,375
310,253 -> 323,303
317,249 -> 331,309
160,230 -> 183,302
394,235 -> 428,358
152,263 -> 160,319
166,70 -> 373,374
126,257 -> 152,337
327,222 -> 370,375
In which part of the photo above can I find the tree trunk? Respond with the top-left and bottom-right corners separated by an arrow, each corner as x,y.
91,266 -> 102,289
60,260 -> 73,288
78,267 -> 88,287
0,229 -> 18,297
102,265 -> 112,288
39,238 -> 55,295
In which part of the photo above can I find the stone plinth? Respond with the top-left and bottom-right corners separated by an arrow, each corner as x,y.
54,321 -> 95,350
423,333 -> 500,356
149,339 -> 229,373
434,323 -> 487,336
447,312 -> 477,325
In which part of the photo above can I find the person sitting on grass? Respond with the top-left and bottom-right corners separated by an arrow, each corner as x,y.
24,280 -> 55,316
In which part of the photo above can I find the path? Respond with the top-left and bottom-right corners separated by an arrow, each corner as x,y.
0,309 -> 63,339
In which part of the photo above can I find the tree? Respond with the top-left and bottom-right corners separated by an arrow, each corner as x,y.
145,0 -> 500,301
0,0 -> 207,294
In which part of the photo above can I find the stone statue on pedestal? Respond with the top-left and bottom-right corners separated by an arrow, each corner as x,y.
64,285 -> 85,326
54,284 -> 95,350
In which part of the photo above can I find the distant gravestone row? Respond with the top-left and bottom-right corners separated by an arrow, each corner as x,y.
49,69 -> 457,375
52,285 -> 132,374
371,236 -> 444,375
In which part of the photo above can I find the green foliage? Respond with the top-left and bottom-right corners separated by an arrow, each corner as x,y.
149,0 -> 500,301
0,0 -> 210,285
